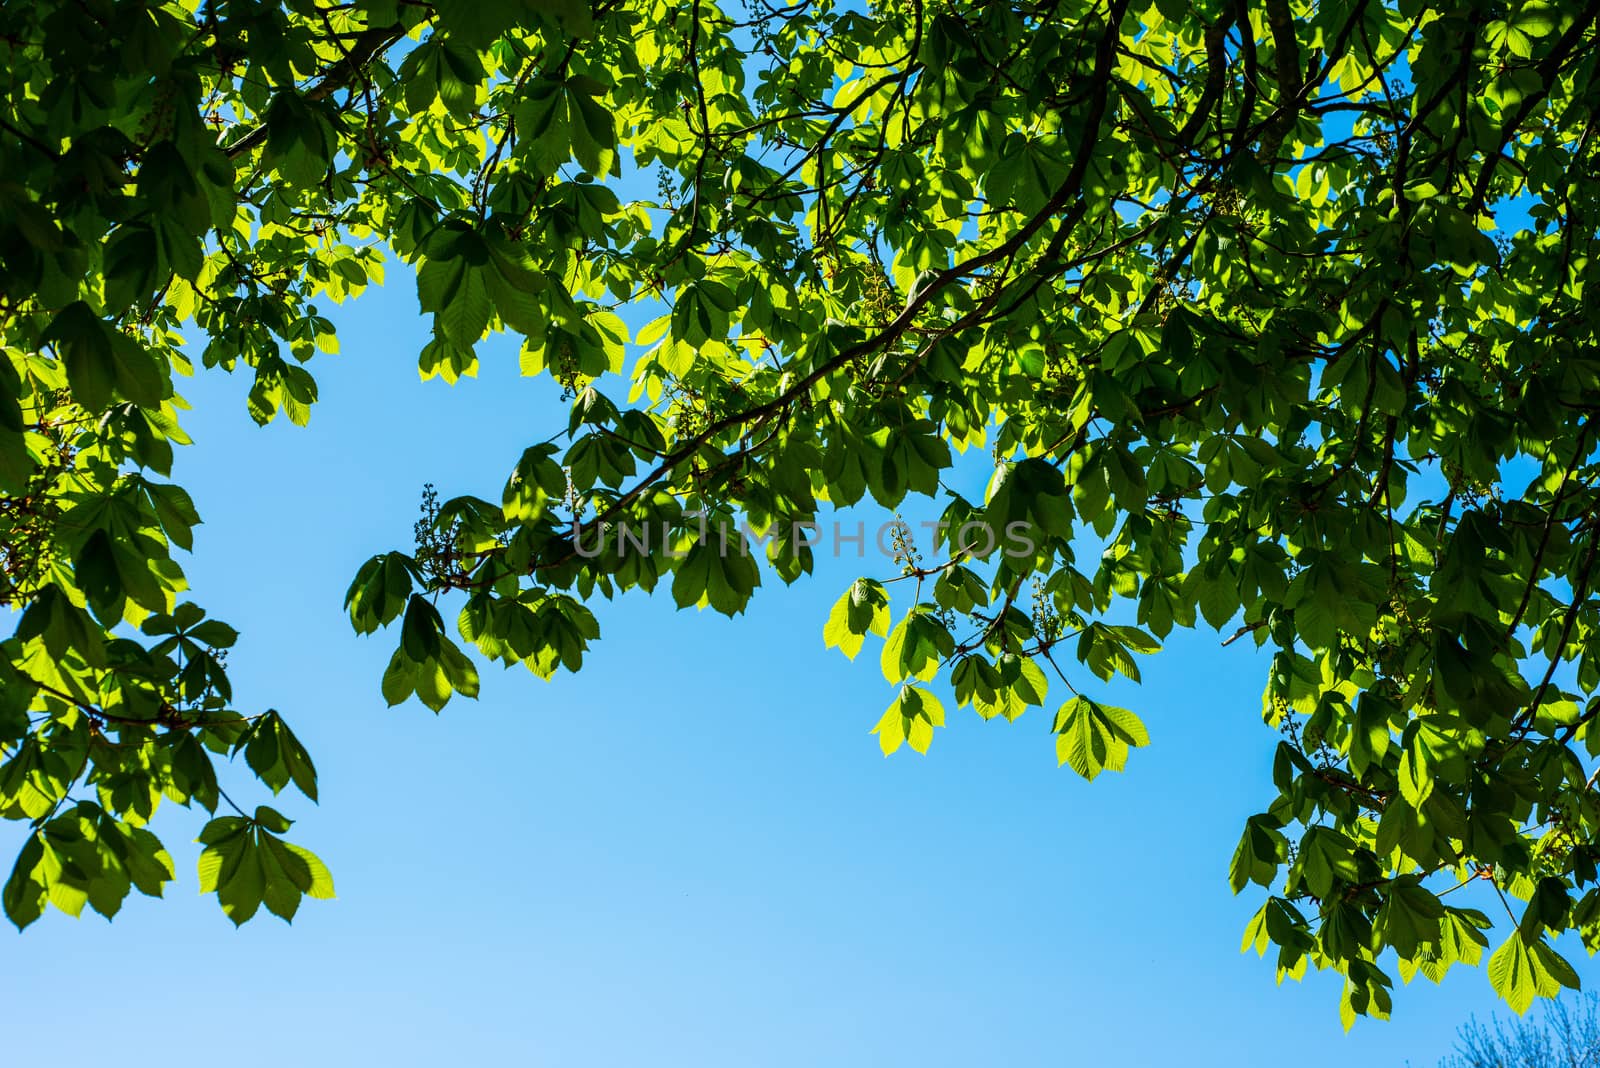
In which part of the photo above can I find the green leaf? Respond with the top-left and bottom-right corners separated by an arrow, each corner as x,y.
1488,931 -> 1573,1015
880,610 -> 952,684
418,251 -> 493,348
823,578 -> 889,659
671,526 -> 761,617
872,685 -> 945,756
45,302 -> 163,411
3,834 -> 46,930
1053,697 -> 1150,782
1374,878 -> 1444,959
1229,815 -> 1287,894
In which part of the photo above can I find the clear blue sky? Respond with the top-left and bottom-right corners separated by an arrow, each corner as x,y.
4,278 -> 1589,1066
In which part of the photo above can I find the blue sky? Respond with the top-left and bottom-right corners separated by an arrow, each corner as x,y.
4,276 -> 1591,1067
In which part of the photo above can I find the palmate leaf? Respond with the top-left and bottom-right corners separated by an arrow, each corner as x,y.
879,609 -> 953,684
196,811 -> 334,927
670,522 -> 762,617
44,302 -> 164,411
1053,697 -> 1149,782
417,253 -> 492,348
1407,908 -> 1493,985
963,653 -> 1049,722
823,578 -> 890,660
399,38 -> 485,120
1373,878 -> 1445,960
1229,816 -> 1287,894
3,805 -> 177,930
872,685 -> 945,756
1487,931 -> 1581,1015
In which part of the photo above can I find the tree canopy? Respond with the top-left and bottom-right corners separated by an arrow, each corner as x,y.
4,0 -> 1600,1024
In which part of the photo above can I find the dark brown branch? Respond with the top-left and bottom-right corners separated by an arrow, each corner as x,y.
223,23 -> 408,159
559,0 -> 1134,549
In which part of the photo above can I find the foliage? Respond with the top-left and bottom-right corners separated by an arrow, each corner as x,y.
3,0 -> 1600,1024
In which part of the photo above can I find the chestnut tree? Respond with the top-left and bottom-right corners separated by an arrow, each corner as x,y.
3,0 -> 1600,1025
